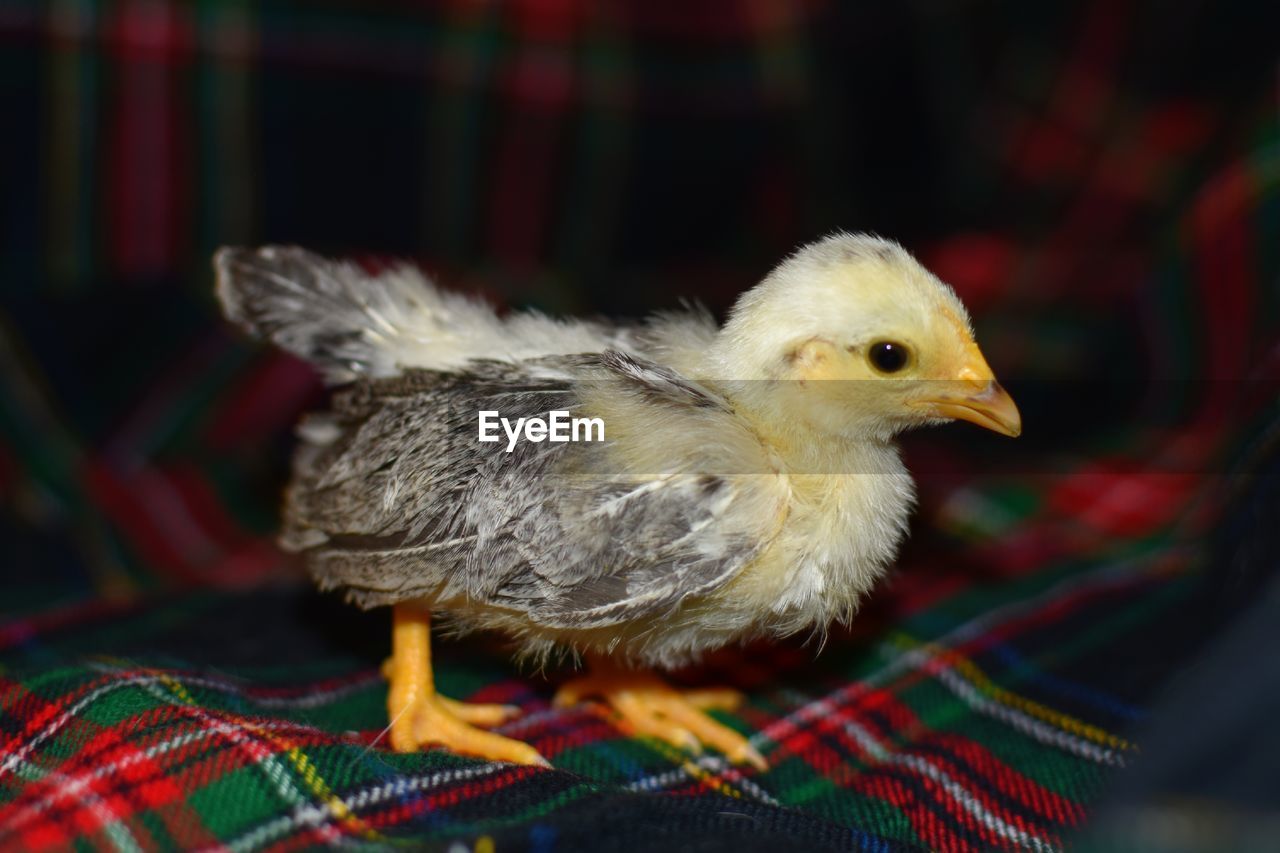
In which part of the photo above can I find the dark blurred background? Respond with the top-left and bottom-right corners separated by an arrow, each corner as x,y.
0,1 -> 1278,841
3,0 -> 1277,599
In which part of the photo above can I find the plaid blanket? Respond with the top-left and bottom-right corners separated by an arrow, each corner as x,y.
2,1 -> 1278,850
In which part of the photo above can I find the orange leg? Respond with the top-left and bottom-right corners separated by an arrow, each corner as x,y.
554,657 -> 766,770
384,604 -> 547,766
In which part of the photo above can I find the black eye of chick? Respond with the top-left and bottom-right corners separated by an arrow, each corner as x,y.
868,341 -> 910,373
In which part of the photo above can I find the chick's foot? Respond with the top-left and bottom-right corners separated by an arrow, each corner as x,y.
384,604 -> 548,766
386,688 -> 545,765
554,668 -> 767,770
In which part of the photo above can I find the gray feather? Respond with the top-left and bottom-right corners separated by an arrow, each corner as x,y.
215,246 -> 407,382
283,353 -> 772,631
214,245 -> 643,383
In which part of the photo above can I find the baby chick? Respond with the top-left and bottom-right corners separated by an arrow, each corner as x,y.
214,233 -> 1019,769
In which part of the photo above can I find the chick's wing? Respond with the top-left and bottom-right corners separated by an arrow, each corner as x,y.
285,352 -> 788,628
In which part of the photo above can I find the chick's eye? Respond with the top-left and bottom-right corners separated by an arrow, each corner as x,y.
867,341 -> 911,374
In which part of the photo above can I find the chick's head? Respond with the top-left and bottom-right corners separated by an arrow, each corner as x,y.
712,233 -> 1020,441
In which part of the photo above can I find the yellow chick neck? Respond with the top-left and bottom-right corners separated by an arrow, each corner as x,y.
712,379 -> 903,472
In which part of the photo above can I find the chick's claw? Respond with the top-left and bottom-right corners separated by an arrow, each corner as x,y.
554,671 -> 767,770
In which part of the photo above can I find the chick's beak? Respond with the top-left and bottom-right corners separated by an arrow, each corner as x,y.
914,345 -> 1022,437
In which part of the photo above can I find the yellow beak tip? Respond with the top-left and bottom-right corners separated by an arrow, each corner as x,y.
918,380 -> 1021,438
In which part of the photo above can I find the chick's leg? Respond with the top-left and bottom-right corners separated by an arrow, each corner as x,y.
554,659 -> 766,770
385,604 -> 547,766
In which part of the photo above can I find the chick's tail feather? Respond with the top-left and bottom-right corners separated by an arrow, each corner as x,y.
214,245 -> 502,383
215,245 -> 632,383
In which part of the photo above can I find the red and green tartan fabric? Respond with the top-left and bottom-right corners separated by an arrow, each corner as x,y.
2,1 -> 1279,850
